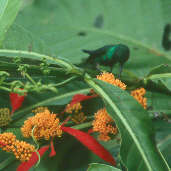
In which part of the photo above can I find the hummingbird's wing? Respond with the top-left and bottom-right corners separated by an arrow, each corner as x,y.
82,45 -> 114,56
82,45 -> 114,63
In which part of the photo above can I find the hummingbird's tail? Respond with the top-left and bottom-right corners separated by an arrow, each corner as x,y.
82,49 -> 95,63
82,49 -> 92,54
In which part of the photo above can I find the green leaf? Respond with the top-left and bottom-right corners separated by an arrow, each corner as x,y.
12,88 -> 90,121
5,128 -> 23,140
158,135 -> 171,167
148,74 -> 171,80
154,120 -> 171,167
0,156 -> 16,171
145,64 -> 171,92
87,163 -> 121,171
147,64 -> 171,77
0,0 -> 21,45
2,0 -> 171,77
147,91 -> 171,115
159,79 -> 171,92
86,78 -> 170,171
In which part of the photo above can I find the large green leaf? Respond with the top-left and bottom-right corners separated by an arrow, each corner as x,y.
0,0 -> 21,45
87,163 -> 121,171
86,78 -> 170,171
145,64 -> 171,92
2,0 -> 171,77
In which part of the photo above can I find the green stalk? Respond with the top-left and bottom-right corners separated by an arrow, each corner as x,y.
0,49 -> 77,73
31,126 -> 41,168
25,73 -> 37,86
52,76 -> 78,87
32,126 -> 39,150
71,121 -> 92,130
0,86 -> 11,92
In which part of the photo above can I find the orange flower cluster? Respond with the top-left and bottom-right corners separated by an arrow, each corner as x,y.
96,72 -> 147,109
21,109 -> 62,140
96,72 -> 126,90
71,112 -> 87,124
92,73 -> 147,141
65,102 -> 82,113
92,108 -> 117,141
0,132 -> 35,162
0,108 -> 11,127
131,88 -> 147,109
65,102 -> 87,124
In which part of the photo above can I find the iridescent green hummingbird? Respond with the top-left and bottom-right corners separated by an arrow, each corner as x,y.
82,44 -> 130,77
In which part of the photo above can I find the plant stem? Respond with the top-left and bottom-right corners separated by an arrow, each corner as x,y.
52,76 -> 78,87
0,49 -> 74,72
25,73 -> 37,85
0,86 -> 11,92
72,121 -> 92,129
32,126 -> 39,150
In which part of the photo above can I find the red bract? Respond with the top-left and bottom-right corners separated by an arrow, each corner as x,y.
49,139 -> 56,157
0,141 -> 6,146
87,128 -> 94,134
70,94 -> 97,106
61,126 -> 116,166
17,145 -> 49,171
10,92 -> 26,114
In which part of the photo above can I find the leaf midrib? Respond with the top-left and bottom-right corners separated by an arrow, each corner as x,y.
89,80 -> 153,171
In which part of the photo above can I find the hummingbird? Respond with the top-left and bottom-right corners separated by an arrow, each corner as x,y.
82,44 -> 130,77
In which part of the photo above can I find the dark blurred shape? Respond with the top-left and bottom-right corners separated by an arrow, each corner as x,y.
78,31 -> 87,36
94,14 -> 104,28
28,43 -> 32,52
162,24 -> 171,50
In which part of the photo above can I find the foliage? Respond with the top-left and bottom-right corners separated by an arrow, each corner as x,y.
0,0 -> 171,171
